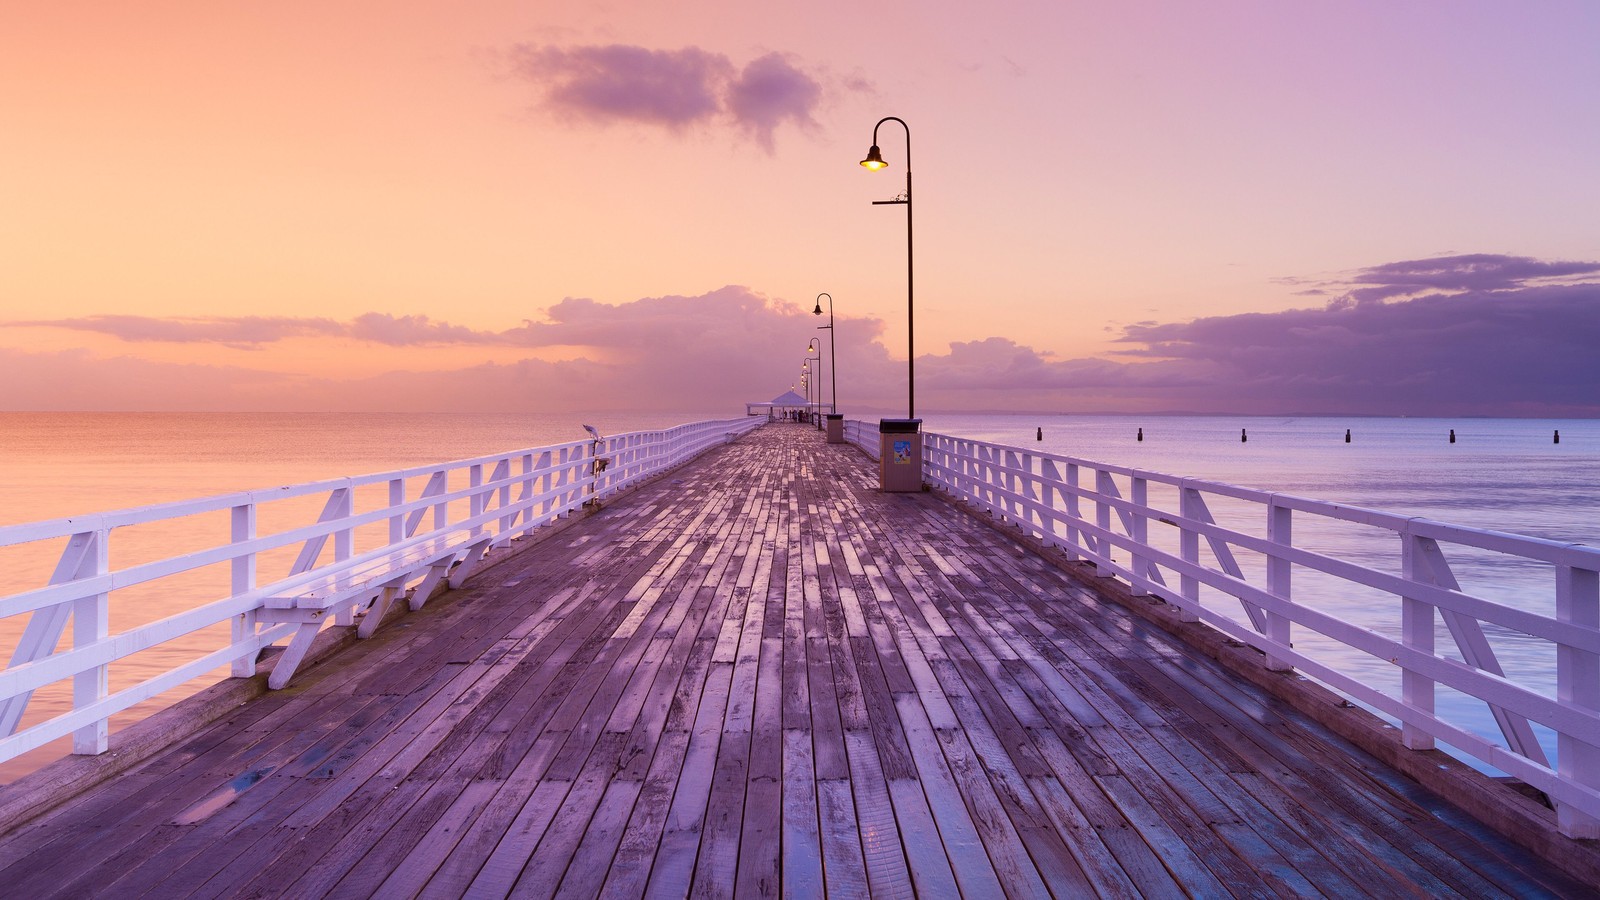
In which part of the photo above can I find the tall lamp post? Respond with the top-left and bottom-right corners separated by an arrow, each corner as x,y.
812,293 -> 837,414
807,338 -> 824,429
861,116 -> 913,419
862,116 -> 923,491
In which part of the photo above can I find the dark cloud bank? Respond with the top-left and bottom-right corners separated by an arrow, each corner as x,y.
5,255 -> 1598,416
1114,254 -> 1600,416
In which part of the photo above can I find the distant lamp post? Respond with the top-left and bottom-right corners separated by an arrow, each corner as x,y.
861,116 -> 913,419
807,339 -> 824,429
800,359 -> 812,423
812,293 -> 837,415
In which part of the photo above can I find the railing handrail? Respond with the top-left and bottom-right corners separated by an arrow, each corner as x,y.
905,425 -> 1600,839
1,416 -> 761,767
0,437 -> 593,547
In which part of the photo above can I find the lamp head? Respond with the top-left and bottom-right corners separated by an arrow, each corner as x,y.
860,144 -> 888,170
812,301 -> 822,316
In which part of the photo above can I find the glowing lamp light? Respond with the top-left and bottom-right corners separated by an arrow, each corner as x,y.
860,145 -> 888,170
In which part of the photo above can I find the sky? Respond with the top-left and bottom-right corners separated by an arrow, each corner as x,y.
2,1 -> 1598,417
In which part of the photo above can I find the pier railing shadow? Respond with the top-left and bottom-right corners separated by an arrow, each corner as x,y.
842,422 -> 1600,839
0,417 -> 761,774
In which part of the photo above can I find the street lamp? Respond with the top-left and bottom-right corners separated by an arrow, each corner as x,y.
800,358 -> 812,424
861,116 -> 913,419
807,339 -> 824,428
812,293 -> 836,415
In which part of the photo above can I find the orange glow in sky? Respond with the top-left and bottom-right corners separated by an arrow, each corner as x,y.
3,3 -> 1598,415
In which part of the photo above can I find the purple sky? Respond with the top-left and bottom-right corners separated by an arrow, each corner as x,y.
3,4 -> 1598,416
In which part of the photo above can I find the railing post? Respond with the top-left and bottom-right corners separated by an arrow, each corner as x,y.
1020,452 -> 1041,538
1400,532 -> 1437,750
1178,487 -> 1202,623
1004,450 -> 1021,521
1040,460 -> 1072,557
231,502 -> 259,677
516,453 -> 534,530
1264,498 -> 1293,672
557,446 -> 574,510
1556,563 -> 1600,838
388,478 -> 405,545
469,463 -> 485,538
1129,475 -> 1150,596
1094,470 -> 1115,577
72,530 -> 111,754
332,487 -> 355,626
1066,462 -> 1086,558
433,471 -> 449,532
488,458 -> 512,538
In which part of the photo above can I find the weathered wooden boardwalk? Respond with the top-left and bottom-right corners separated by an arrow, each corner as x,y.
0,425 -> 1587,897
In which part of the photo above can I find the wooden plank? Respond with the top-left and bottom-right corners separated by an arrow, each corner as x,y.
887,778 -> 962,897
733,636 -> 784,898
505,732 -> 632,897
780,729 -> 824,897
690,724 -> 749,897
841,731 -> 913,897
600,728 -> 689,898
646,661 -> 733,898
891,694 -> 1014,898
816,777 -> 870,899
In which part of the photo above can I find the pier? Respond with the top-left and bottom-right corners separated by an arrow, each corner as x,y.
1,424 -> 1594,897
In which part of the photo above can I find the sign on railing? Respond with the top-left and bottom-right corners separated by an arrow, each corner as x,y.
0,418 -> 760,768
902,427 -> 1600,839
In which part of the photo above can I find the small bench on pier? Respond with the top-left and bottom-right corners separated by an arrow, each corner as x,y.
258,530 -> 492,689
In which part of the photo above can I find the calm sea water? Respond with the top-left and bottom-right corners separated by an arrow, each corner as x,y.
922,414 -> 1600,546
3,412 -> 1596,782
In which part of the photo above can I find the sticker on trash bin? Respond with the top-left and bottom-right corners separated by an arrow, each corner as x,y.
892,440 -> 913,464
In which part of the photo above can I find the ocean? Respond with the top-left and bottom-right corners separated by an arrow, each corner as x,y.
3,411 -> 1597,782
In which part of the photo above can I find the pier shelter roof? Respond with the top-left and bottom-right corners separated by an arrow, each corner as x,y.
745,388 -> 811,416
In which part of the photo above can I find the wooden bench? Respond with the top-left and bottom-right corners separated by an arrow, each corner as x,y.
257,532 -> 492,689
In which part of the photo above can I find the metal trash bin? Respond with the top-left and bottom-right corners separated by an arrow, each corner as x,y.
878,418 -> 923,492
826,414 -> 845,444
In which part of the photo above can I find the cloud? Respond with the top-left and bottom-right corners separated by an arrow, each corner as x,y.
726,54 -> 821,150
0,346 -> 308,410
902,253 -> 1600,415
8,256 -> 1599,416
506,43 -> 825,149
348,313 -> 502,346
1116,278 -> 1600,415
0,287 -> 903,413
510,44 -> 729,130
8,313 -> 506,348
5,315 -> 342,348
1325,253 -> 1600,306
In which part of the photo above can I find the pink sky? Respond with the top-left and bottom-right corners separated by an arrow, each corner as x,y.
3,3 -> 1598,416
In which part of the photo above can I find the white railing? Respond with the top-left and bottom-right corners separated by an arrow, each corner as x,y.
843,418 -> 880,459
918,429 -> 1600,838
0,417 -> 761,767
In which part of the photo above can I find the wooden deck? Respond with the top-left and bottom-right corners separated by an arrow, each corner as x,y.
0,424 -> 1587,898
